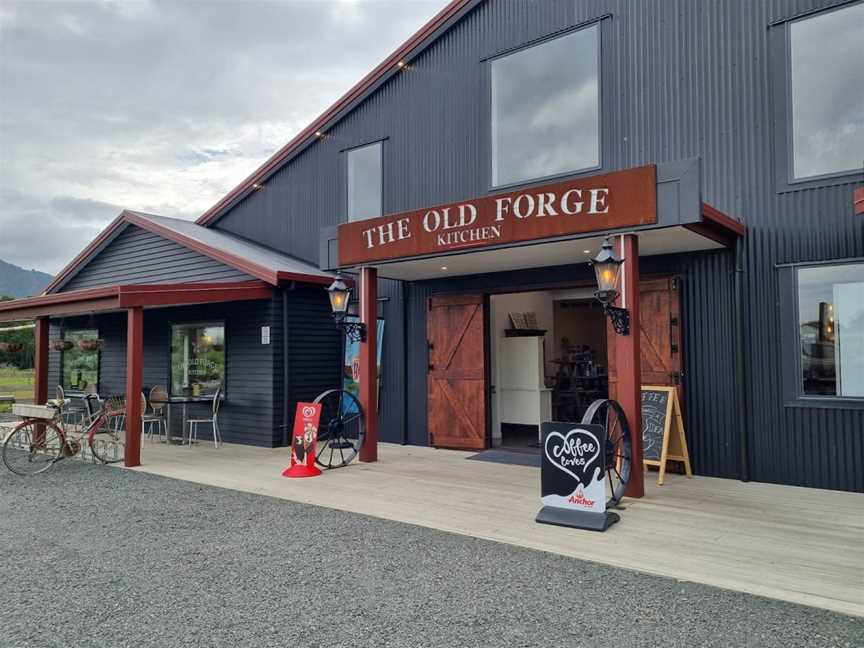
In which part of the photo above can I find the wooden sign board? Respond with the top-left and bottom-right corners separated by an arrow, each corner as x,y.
338,165 -> 657,266
641,386 -> 692,485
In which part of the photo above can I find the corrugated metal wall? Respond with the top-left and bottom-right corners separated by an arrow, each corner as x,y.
206,0 -> 863,491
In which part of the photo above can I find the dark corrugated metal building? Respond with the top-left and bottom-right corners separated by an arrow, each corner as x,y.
5,0 -> 861,492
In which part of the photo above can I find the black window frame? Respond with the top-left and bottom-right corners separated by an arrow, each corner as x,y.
169,320 -> 227,399
60,327 -> 101,394
486,18 -> 605,191
769,0 -> 864,193
343,139 -> 385,223
779,258 -> 864,410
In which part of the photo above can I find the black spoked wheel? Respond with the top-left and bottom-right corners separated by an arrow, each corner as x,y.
2,420 -> 66,476
313,389 -> 365,469
581,399 -> 632,508
89,397 -> 127,464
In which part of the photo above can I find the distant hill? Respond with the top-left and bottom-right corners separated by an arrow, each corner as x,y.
0,259 -> 53,298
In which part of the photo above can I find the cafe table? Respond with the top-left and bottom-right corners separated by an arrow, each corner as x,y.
156,395 -> 221,445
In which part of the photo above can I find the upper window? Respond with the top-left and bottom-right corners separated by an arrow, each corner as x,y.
787,2 -> 864,181
346,142 -> 382,222
797,262 -> 864,398
491,24 -> 600,188
170,323 -> 225,398
62,329 -> 99,392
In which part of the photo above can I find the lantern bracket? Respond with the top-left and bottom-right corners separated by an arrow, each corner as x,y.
604,304 -> 631,336
339,319 -> 367,343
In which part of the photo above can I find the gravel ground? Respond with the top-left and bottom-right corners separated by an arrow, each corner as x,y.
0,461 -> 861,648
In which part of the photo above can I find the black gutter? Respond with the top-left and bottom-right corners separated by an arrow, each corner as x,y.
734,239 -> 750,482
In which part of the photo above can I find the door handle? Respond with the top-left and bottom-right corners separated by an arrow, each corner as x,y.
427,340 -> 434,371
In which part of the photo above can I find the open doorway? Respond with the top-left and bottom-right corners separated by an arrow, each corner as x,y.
489,288 -> 609,451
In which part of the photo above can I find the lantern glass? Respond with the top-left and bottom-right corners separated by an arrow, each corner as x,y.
327,277 -> 351,319
591,238 -> 624,303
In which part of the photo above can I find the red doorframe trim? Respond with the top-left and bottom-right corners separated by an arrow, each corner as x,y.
358,267 -> 379,462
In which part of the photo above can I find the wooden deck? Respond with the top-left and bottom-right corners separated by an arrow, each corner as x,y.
125,441 -> 864,616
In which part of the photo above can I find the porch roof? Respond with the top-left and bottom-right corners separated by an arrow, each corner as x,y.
46,210 -> 333,293
0,281 -> 274,322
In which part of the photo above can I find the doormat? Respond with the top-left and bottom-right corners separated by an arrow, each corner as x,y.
466,449 -> 540,468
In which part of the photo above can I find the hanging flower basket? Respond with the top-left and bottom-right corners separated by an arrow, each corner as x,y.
211,343 -> 224,352
77,339 -> 103,351
0,342 -> 23,353
50,340 -> 74,352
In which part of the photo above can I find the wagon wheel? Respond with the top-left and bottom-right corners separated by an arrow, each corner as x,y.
312,389 -> 365,469
581,398 -> 632,508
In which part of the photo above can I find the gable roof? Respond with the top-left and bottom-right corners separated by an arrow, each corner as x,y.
46,210 -> 333,294
196,0 -> 481,227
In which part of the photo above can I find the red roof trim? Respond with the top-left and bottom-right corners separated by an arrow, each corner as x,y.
684,203 -> 747,247
195,0 -> 478,227
44,210 -> 331,294
0,281 -> 273,322
854,187 -> 864,215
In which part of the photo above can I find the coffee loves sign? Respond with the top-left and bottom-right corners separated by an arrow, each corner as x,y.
338,165 -> 657,266
541,423 -> 606,515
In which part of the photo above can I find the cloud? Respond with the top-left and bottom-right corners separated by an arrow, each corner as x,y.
0,0 -> 446,274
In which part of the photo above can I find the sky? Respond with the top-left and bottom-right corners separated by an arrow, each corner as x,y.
0,0 -> 447,274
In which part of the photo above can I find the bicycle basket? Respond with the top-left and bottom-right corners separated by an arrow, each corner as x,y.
103,396 -> 127,417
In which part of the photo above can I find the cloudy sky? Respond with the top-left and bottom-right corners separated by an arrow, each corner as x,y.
0,0 -> 446,274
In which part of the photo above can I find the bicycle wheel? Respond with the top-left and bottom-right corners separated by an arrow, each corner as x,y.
312,389 -> 365,469
2,419 -> 65,476
581,399 -> 632,508
88,417 -> 125,464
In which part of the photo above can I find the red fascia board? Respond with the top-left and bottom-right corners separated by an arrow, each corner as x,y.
854,187 -> 864,215
195,0 -> 476,227
0,287 -> 121,322
117,281 -> 274,307
44,212 -> 128,294
684,203 -> 746,247
276,270 -> 334,286
122,212 -> 281,284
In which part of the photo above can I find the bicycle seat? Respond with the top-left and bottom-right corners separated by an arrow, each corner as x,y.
46,399 -> 70,408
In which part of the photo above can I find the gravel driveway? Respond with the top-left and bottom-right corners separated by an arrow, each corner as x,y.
1,460 -> 861,648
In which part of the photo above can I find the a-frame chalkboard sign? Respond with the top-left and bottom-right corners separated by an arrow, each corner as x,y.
641,386 -> 692,485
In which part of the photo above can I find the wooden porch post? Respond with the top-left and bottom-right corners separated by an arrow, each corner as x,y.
358,266 -> 378,463
124,307 -> 143,467
34,317 -> 49,406
617,234 -> 645,498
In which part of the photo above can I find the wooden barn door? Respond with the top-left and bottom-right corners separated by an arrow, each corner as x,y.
608,276 -> 683,406
427,294 -> 488,450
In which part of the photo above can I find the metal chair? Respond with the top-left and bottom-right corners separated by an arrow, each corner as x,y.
186,387 -> 222,448
142,390 -> 168,443
56,385 -> 87,431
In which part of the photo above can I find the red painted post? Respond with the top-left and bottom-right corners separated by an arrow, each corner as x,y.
617,235 -> 644,498
124,307 -> 143,467
34,317 -> 49,405
358,266 -> 378,463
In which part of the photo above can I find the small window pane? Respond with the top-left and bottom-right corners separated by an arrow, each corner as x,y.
171,323 -> 225,397
789,3 -> 864,180
491,25 -> 600,187
798,263 -> 864,397
347,142 -> 382,222
62,329 -> 99,391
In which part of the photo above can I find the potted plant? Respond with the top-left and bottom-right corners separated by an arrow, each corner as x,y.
50,339 -> 74,352
77,338 -> 102,351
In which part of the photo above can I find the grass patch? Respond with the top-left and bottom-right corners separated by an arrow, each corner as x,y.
0,367 -> 34,412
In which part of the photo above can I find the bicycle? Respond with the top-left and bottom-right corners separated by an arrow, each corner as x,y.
2,396 -> 127,476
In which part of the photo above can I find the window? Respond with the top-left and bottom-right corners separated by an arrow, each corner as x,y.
782,2 -> 864,183
346,141 -> 382,222
491,24 -> 600,187
797,263 -> 864,398
61,329 -> 99,392
170,323 -> 225,398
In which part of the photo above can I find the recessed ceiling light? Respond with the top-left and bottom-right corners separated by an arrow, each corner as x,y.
441,266 -> 448,270
583,249 -> 591,254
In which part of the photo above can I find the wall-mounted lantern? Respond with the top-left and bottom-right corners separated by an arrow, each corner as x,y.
327,275 -> 366,342
590,237 -> 630,335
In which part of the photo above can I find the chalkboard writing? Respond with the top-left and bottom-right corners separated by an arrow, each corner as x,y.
641,389 -> 670,461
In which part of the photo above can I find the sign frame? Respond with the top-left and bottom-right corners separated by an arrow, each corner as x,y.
282,402 -> 323,478
641,385 -> 693,485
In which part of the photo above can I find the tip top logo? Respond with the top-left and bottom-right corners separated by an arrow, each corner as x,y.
302,406 -> 316,418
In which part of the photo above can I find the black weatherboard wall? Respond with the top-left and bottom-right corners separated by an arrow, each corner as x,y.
196,0 -> 860,491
